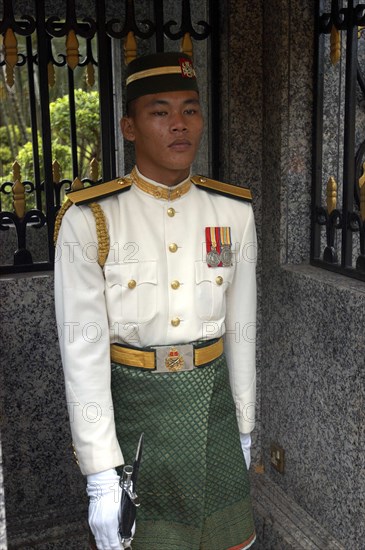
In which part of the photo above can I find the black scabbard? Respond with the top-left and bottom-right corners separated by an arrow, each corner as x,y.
119,433 -> 144,544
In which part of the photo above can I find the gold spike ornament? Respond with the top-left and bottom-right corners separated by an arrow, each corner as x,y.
4,28 -> 18,87
71,177 -> 84,191
66,30 -> 79,70
86,62 -> 95,86
181,32 -> 193,58
12,160 -> 25,220
124,31 -> 137,65
12,162 -> 25,219
53,160 -> 61,184
90,158 -> 99,182
48,61 -> 55,87
330,25 -> 341,65
326,176 -> 337,214
13,179 -> 26,219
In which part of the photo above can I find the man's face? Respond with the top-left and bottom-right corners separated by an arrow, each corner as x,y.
121,90 -> 203,186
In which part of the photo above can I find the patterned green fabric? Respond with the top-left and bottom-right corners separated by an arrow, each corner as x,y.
111,354 -> 255,550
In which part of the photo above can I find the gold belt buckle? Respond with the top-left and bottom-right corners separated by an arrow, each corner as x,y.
153,344 -> 194,373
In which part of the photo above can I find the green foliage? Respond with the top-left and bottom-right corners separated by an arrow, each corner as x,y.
16,139 -> 73,181
0,89 -> 100,187
0,126 -> 26,181
0,89 -> 100,214
50,89 -> 101,165
0,125 -> 23,147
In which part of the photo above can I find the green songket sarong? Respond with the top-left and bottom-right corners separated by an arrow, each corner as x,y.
111,351 -> 256,550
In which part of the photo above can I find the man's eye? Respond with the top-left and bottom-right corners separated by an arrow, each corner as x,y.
153,111 -> 167,116
184,109 -> 197,115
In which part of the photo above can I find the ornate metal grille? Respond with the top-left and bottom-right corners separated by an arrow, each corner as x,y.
312,0 -> 365,281
0,0 -> 218,274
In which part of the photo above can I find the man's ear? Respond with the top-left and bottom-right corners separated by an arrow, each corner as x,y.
120,116 -> 135,142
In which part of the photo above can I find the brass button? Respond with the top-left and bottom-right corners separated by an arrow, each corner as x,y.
128,279 -> 137,289
171,317 -> 181,327
167,207 -> 176,217
171,280 -> 180,290
199,177 -> 207,183
215,276 -> 223,286
169,243 -> 178,253
154,189 -> 162,199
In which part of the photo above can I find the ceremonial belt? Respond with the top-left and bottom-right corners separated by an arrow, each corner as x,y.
110,338 -> 224,373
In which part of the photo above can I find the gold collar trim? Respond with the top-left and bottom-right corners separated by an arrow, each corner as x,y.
130,167 -> 192,201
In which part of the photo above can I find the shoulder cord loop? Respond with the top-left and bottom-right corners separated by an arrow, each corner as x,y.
88,202 -> 110,269
53,200 -> 110,269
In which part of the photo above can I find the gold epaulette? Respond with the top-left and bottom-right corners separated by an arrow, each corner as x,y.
67,177 -> 132,206
53,177 -> 131,268
191,175 -> 252,202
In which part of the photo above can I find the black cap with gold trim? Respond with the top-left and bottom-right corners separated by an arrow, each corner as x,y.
126,52 -> 199,104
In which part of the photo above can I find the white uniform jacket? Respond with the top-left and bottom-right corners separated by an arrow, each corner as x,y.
55,170 -> 257,475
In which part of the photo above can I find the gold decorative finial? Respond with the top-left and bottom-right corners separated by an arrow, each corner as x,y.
86,63 -> 95,86
326,176 -> 337,214
4,28 -> 18,87
124,31 -> 137,65
90,158 -> 99,182
48,62 -> 55,87
13,180 -> 25,219
71,177 -> 84,191
53,160 -> 61,183
12,161 -> 25,218
181,32 -> 193,58
66,30 -> 79,70
12,160 -> 21,183
330,25 -> 341,65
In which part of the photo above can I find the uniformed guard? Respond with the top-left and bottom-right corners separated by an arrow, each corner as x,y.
55,51 -> 257,550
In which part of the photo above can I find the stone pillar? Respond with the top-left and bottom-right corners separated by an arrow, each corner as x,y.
0,436 -> 7,550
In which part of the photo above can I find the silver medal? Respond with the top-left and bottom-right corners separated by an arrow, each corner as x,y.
220,245 -> 232,267
206,248 -> 220,267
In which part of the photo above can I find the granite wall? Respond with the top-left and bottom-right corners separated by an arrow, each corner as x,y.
259,1 -> 365,548
0,274 -> 89,548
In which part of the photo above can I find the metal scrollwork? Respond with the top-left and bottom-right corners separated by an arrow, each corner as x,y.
106,0 -> 154,39
45,0 -> 96,39
1,180 -> 35,196
348,212 -> 365,272
354,142 -> 365,209
315,206 -> 342,264
0,0 -> 36,35
0,209 -> 46,266
164,0 -> 211,41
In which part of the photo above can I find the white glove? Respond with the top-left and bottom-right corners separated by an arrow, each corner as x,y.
87,468 -> 122,550
240,433 -> 251,470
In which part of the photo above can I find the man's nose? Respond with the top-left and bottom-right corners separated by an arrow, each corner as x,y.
171,113 -> 187,132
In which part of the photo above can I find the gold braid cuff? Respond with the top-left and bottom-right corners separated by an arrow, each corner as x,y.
53,199 -> 73,245
88,202 -> 109,268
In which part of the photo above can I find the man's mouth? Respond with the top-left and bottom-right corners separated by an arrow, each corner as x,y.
168,139 -> 191,151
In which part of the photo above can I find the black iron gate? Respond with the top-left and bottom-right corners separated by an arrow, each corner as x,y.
312,0 -> 365,281
0,0 -> 219,274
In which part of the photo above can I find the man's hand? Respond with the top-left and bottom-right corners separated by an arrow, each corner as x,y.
87,468 -> 121,550
240,433 -> 251,470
